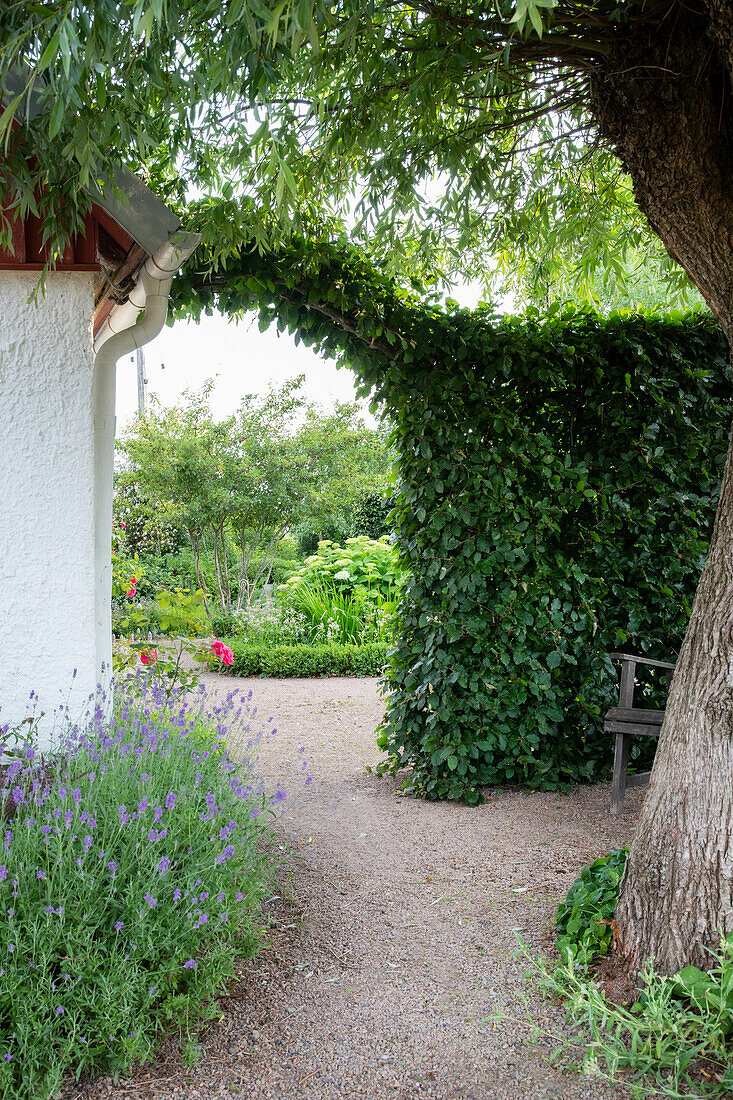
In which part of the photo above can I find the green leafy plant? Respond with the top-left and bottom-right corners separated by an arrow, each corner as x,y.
282,580 -> 396,646
556,848 -> 628,964
508,852 -> 733,1097
113,588 -> 213,696
531,937 -> 733,1098
283,536 -> 403,602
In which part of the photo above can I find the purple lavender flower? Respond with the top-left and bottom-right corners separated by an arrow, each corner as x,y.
158,857 -> 170,875
107,862 -> 118,875
114,921 -> 123,932
184,959 -> 196,969
118,805 -> 129,824
0,867 -> 7,882
164,792 -> 177,810
55,1005 -> 64,1015
144,893 -> 158,908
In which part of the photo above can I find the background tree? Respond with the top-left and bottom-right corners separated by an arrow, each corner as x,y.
4,0 -> 733,977
293,403 -> 393,553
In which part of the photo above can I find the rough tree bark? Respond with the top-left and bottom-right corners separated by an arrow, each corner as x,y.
588,1 -> 733,973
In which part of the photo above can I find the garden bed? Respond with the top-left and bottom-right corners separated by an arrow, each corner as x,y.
0,679 -> 281,1099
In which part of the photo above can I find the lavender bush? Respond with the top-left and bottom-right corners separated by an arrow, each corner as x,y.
0,679 -> 280,1099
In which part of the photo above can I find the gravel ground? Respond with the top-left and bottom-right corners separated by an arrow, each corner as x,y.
65,674 -> 642,1100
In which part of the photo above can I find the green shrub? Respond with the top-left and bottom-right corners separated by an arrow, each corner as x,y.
283,536 -> 404,601
0,684 -> 279,1098
351,489 -> 395,540
295,516 -> 353,558
209,609 -> 241,638
209,639 -> 388,677
372,313 -> 731,800
556,848 -> 628,964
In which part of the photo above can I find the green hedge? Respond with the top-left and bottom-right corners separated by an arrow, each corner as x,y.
210,639 -> 388,677
176,241 -> 733,800
375,313 -> 731,799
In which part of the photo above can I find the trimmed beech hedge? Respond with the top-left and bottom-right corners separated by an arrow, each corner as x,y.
177,242 -> 732,800
375,313 -> 731,799
210,640 -> 388,677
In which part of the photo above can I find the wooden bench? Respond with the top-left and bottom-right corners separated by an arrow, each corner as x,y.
605,652 -> 676,814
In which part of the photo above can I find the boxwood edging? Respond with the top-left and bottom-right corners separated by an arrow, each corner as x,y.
208,639 -> 388,677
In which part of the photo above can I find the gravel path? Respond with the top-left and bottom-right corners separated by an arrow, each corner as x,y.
68,675 -> 641,1100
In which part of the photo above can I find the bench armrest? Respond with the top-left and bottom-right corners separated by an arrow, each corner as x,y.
609,652 -> 677,671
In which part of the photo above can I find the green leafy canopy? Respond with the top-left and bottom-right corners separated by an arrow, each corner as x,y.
0,0 -> 701,306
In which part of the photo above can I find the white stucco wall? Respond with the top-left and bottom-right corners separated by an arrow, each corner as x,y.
0,271 -> 101,750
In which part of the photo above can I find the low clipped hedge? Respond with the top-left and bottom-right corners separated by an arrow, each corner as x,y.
209,639 -> 388,677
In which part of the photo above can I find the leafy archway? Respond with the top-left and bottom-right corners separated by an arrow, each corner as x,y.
175,239 -> 731,799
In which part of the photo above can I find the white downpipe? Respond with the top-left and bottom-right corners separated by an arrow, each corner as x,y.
92,231 -> 200,694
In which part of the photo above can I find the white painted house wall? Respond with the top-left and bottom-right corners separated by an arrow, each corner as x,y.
0,271 -> 109,748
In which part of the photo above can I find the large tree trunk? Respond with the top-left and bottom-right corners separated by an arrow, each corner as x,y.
588,1 -> 733,974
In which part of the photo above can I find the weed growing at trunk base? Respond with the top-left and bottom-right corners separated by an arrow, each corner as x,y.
509,852 -> 733,1097
0,681 -> 280,1099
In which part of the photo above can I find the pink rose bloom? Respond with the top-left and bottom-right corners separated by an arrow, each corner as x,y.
211,640 -> 234,666
120,521 -> 126,529
140,649 -> 158,666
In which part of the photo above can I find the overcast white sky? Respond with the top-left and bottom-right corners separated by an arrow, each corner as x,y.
114,282 -> 487,433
